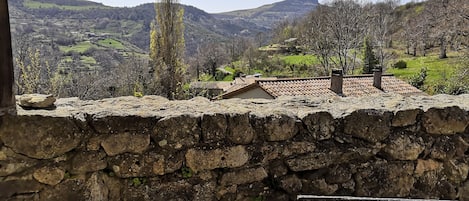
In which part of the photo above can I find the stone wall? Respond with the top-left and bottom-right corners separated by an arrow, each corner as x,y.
0,94 -> 468,201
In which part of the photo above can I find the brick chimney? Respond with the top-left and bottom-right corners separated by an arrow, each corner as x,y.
373,67 -> 383,90
330,69 -> 343,95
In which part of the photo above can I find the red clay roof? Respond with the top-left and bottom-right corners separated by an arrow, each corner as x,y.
222,75 -> 426,99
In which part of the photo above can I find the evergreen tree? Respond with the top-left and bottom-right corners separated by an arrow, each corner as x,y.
362,36 -> 379,74
150,0 -> 185,99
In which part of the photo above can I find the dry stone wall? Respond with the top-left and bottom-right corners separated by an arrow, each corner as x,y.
0,94 -> 468,201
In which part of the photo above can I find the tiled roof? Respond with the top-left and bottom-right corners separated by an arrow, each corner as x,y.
222,75 -> 426,99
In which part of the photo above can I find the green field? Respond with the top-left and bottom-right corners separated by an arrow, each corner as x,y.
387,52 -> 462,85
59,41 -> 95,54
24,0 -> 108,10
97,38 -> 126,50
280,55 -> 320,66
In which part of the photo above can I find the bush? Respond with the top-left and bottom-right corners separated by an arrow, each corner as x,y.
393,60 -> 407,69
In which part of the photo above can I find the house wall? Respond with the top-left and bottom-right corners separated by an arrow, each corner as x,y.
231,87 -> 274,99
0,95 -> 468,200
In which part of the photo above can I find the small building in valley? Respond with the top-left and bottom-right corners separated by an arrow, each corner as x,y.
219,70 -> 426,99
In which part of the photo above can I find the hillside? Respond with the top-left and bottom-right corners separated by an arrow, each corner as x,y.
215,0 -> 319,28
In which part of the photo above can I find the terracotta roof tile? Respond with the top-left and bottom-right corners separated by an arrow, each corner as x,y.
255,75 -> 426,98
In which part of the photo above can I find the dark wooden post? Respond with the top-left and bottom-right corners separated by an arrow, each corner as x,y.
0,0 -> 15,115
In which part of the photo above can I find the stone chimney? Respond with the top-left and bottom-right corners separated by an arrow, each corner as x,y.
373,66 -> 383,90
330,69 -> 343,95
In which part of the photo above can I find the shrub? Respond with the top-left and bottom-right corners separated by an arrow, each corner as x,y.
393,60 -> 407,69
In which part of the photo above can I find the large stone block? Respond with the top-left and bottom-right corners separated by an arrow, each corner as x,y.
302,112 -> 335,141
91,116 -> 156,134
383,134 -> 425,161
286,147 -> 377,172
392,109 -> 422,127
355,161 -> 414,198
101,133 -> 150,156
0,147 -> 38,177
185,145 -> 249,173
153,115 -> 201,150
108,153 -> 167,178
423,107 -> 469,135
33,166 -> 65,186
0,180 -> 44,199
201,114 -> 227,144
226,113 -> 255,144
253,114 -> 299,142
71,151 -> 107,174
0,116 -> 83,159
220,167 -> 268,186
344,109 -> 392,143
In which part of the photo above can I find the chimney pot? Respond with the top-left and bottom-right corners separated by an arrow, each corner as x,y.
373,67 -> 383,90
331,69 -> 343,95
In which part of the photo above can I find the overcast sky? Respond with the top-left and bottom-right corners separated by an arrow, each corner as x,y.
90,0 -> 416,13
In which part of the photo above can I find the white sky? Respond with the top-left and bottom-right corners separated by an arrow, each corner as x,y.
90,0 -> 416,13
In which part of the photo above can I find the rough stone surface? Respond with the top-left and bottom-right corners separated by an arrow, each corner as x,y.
0,94 -> 467,200
302,112 -> 335,141
423,107 -> 469,135
71,151 -> 107,174
0,116 -> 82,159
101,133 -> 150,156
153,115 -> 201,149
18,94 -> 56,109
344,109 -> 393,143
220,167 -> 268,186
201,114 -> 227,143
384,134 -> 425,160
355,161 -> 415,197
33,166 -> 65,186
392,109 -> 422,127
186,146 -> 249,172
226,113 -> 255,144
253,114 -> 298,141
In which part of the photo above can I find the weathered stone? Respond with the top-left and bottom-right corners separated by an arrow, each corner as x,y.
286,147 -> 377,172
392,109 -> 422,127
186,146 -> 249,173
430,136 -> 458,160
86,135 -> 107,151
344,109 -> 392,143
19,94 -> 56,109
415,159 -> 443,176
326,165 -> 352,184
459,181 -> 469,201
201,114 -> 227,143
0,147 -> 38,176
282,142 -> 316,157
303,112 -> 335,141
279,175 -> 302,194
253,114 -> 298,142
153,115 -> 201,149
194,182 -> 217,201
91,116 -> 156,134
226,113 -> 255,144
39,179 -> 86,201
33,166 -> 65,186
302,179 -> 338,196
443,160 -> 469,183
0,116 -> 82,159
109,153 -> 165,178
71,151 -> 107,174
147,180 -> 194,201
384,134 -> 425,160
269,160 -> 289,178
220,167 -> 268,186
0,180 -> 44,199
355,161 -> 414,197
101,133 -> 150,156
423,107 -> 469,135
85,173 -> 109,201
